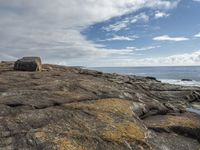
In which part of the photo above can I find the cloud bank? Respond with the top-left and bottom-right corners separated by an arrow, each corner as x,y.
97,50 -> 200,67
0,0 -> 180,66
138,50 -> 200,66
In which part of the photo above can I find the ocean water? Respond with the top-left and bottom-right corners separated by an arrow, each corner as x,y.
92,66 -> 200,87
187,108 -> 200,115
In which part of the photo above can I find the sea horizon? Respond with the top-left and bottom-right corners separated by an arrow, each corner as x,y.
91,66 -> 200,87
91,65 -> 200,68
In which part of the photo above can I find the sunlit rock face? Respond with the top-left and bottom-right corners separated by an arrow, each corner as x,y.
0,61 -> 200,150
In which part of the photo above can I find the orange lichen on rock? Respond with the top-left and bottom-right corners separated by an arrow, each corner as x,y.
167,115 -> 199,128
54,138 -> 86,150
101,121 -> 146,143
64,98 -> 147,145
64,98 -> 135,117
145,115 -> 199,129
34,131 -> 86,150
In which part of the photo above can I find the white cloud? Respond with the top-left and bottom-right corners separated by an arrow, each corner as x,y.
154,11 -> 170,19
193,0 -> 200,2
131,12 -> 150,23
127,46 -> 160,51
103,35 -> 138,41
194,32 -> 200,38
0,0 -> 180,66
153,35 -> 189,42
104,20 -> 129,32
103,0 -> 180,32
103,12 -> 149,32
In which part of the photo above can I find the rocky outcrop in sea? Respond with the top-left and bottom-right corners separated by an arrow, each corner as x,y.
0,59 -> 200,150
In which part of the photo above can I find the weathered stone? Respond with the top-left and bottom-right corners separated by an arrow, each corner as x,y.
0,61 -> 200,150
181,79 -> 193,81
14,57 -> 42,71
145,76 -> 157,80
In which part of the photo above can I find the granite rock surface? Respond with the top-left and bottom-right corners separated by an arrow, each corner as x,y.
0,61 -> 200,150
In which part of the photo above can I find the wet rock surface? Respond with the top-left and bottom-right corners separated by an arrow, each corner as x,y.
0,61 -> 200,150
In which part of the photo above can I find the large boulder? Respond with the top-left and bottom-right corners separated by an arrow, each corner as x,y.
14,57 -> 42,71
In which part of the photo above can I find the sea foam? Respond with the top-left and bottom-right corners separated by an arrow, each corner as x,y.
161,79 -> 200,87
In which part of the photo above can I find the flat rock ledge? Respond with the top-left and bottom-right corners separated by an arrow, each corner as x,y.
14,57 -> 42,71
0,61 -> 200,150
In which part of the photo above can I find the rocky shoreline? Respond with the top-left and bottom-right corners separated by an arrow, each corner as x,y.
0,61 -> 200,150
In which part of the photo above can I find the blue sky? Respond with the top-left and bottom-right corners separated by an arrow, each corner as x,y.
0,0 -> 200,66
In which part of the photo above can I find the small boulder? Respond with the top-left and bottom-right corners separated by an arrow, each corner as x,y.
181,79 -> 192,82
145,76 -> 157,80
14,57 -> 42,71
